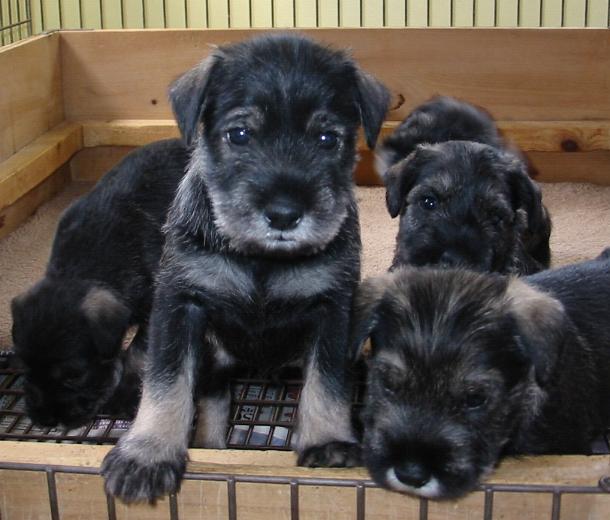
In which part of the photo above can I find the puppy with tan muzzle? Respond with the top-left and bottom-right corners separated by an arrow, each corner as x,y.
101,33 -> 390,503
376,96 -> 551,274
352,250 -> 610,499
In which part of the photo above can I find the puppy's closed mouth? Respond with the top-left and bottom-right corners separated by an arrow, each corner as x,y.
265,232 -> 297,243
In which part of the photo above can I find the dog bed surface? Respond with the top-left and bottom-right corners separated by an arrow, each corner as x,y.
1,181 -> 609,348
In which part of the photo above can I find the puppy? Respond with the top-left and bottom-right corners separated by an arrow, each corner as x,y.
101,33 -> 390,503
352,251 -> 610,499
10,139 -> 189,427
376,96 -> 551,274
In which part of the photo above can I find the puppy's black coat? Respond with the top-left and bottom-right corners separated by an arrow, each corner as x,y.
101,33 -> 390,504
352,251 -> 610,499
376,96 -> 551,274
11,139 -> 189,427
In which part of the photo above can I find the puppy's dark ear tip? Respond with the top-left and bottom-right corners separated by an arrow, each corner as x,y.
385,194 -> 402,219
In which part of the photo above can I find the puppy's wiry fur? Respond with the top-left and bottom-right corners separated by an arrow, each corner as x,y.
353,251 -> 610,499
376,96 -> 551,274
101,33 -> 390,503
10,139 -> 189,427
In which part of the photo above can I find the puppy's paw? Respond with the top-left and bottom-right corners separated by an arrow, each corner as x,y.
297,441 -> 362,468
101,440 -> 187,504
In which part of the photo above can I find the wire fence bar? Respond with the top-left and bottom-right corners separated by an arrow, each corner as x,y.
1,461 -> 610,520
2,0 -> 609,47
1,461 -> 610,495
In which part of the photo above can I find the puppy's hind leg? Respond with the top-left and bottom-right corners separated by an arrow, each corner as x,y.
296,305 -> 360,468
101,292 -> 205,504
192,374 -> 231,449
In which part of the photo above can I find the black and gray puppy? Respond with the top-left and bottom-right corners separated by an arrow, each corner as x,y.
352,250 -> 610,499
11,139 -> 189,427
101,33 -> 390,503
376,96 -> 551,274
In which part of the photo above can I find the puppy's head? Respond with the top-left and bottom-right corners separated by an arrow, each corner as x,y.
384,141 -> 548,273
169,33 -> 390,257
352,268 -> 565,499
11,279 -> 130,427
375,96 -> 503,176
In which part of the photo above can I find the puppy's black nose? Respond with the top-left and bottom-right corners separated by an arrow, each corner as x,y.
264,201 -> 303,231
394,461 -> 431,489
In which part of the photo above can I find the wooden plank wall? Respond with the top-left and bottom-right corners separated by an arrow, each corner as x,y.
60,28 -> 610,123
0,32 -> 63,163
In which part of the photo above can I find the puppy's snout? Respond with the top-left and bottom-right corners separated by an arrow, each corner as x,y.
264,199 -> 303,231
394,460 -> 431,489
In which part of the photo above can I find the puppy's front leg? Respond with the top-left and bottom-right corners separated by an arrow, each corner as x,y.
296,306 -> 360,467
101,291 -> 204,504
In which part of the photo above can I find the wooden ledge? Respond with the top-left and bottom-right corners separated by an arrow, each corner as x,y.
2,119 -> 610,215
79,119 -> 610,153
0,122 -> 83,211
0,441 -> 607,488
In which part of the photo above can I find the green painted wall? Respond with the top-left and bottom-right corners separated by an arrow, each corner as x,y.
1,0 -> 609,45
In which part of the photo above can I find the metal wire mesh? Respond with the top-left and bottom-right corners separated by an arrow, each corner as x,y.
1,0 -> 607,47
0,0 -> 32,46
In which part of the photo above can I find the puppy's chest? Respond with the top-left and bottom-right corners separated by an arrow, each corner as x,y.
183,251 -> 339,316
183,253 -> 336,365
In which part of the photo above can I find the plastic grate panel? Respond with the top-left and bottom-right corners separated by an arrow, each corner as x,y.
0,351 -> 367,450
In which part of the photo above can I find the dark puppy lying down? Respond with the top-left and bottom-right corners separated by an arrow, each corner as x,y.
101,33 -> 390,504
376,96 -> 551,274
353,250 -> 610,499
11,139 -> 189,427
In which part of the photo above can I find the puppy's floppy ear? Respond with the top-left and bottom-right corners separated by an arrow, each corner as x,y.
505,278 -> 566,387
81,287 -> 131,360
384,149 -> 422,218
355,70 -> 391,149
596,246 -> 610,261
501,151 -> 549,236
169,53 -> 220,145
351,275 -> 391,361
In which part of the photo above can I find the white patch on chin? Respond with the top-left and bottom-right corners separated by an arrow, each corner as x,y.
385,468 -> 443,499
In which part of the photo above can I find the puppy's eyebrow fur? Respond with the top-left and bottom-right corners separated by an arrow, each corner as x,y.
220,106 -> 264,129
407,176 -> 455,201
306,110 -> 346,134
375,351 -> 407,372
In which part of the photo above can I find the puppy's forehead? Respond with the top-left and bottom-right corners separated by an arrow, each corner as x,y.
412,144 -> 510,200
209,36 -> 360,121
379,269 -> 509,361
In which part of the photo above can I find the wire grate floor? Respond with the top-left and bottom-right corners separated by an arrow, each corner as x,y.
0,351 -> 367,449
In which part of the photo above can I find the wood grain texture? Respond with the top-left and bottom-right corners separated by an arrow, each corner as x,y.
0,442 -> 608,519
69,146 -> 135,181
74,120 -> 610,186
0,163 -> 70,241
0,32 -> 63,163
0,122 -> 83,210
0,442 -> 607,487
59,28 -> 610,122
78,119 -> 610,153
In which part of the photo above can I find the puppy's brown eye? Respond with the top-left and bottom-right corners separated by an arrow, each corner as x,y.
318,131 -> 338,149
465,391 -> 487,409
227,127 -> 251,145
420,195 -> 437,210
